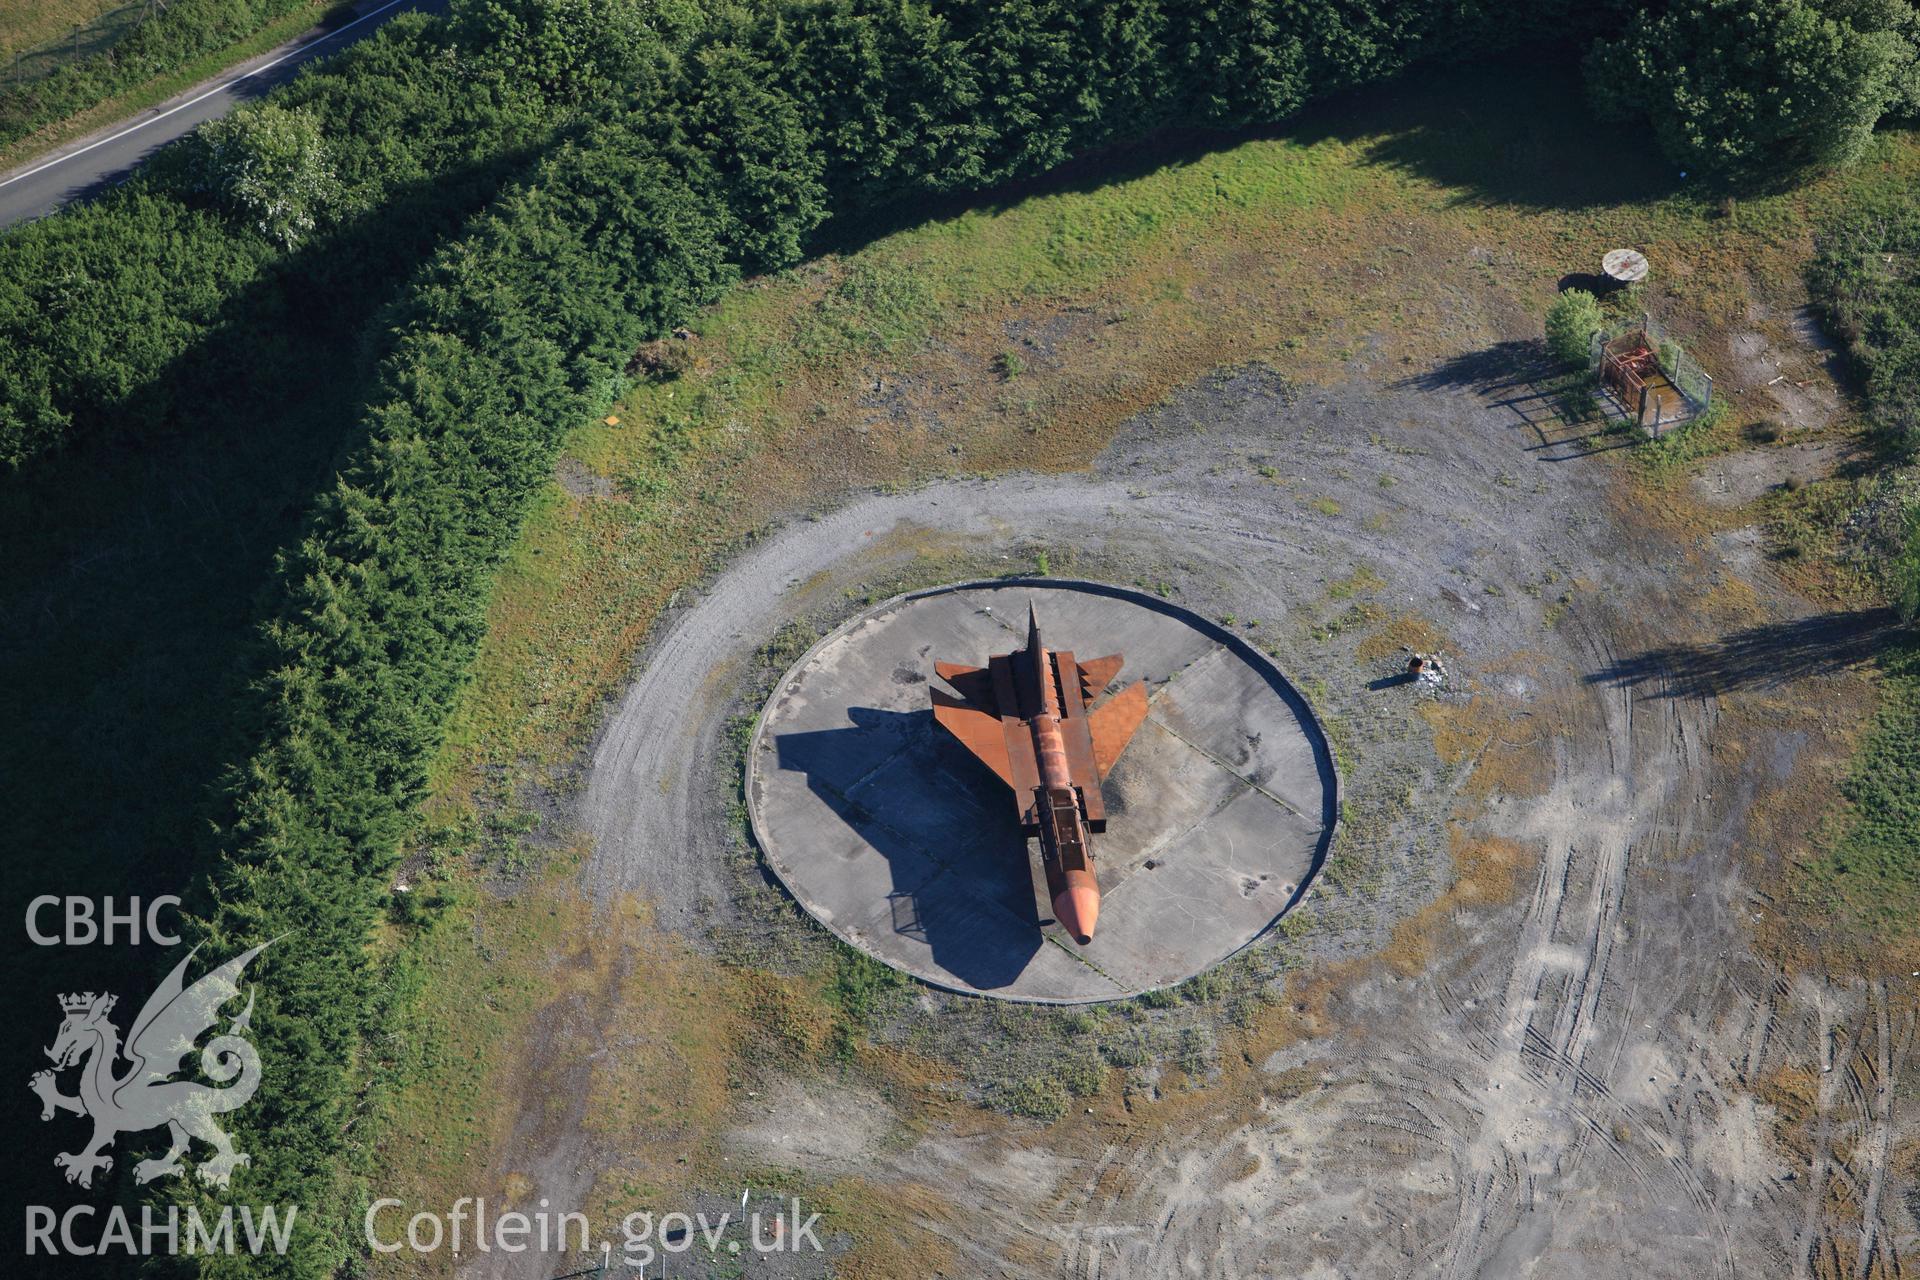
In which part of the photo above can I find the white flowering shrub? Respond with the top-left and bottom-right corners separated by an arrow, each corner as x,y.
194,103 -> 341,248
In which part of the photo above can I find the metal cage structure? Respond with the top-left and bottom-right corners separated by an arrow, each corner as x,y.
1589,312 -> 1713,436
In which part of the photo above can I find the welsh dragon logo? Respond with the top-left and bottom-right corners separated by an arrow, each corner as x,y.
30,942 -> 269,1190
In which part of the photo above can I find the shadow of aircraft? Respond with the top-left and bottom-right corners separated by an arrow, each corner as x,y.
771,705 -> 1044,991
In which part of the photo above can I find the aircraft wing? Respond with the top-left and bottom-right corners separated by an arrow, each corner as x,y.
1087,680 -> 1149,777
934,660 -> 996,710
930,688 -> 1016,789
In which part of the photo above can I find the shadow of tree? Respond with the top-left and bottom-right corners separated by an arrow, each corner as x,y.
1285,61 -> 1679,212
0,145 -> 542,906
1393,339 -> 1637,460
816,60 -> 1675,261
1585,609 -> 1903,698
1397,339 -> 1555,394
1557,272 -> 1616,296
0,141 -> 546,1226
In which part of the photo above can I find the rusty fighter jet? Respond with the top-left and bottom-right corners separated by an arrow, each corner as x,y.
928,603 -> 1151,945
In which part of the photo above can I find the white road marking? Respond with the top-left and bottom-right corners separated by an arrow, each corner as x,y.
0,0 -> 414,193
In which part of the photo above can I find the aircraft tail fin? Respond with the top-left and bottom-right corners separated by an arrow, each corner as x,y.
1076,654 -> 1123,699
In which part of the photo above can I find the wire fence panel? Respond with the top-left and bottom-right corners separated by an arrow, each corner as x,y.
2,2 -> 152,90
1668,347 -> 1713,410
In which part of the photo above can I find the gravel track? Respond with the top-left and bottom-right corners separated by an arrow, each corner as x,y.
542,364 -> 1919,1278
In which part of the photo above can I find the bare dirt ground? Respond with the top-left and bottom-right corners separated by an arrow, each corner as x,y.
1693,440 -> 1860,507
470,357 -> 1917,1279
1725,303 -> 1847,433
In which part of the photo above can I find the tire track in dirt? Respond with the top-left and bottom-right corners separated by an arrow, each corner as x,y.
1428,600 -> 1735,1280
1023,588 -> 1740,1280
549,369 -> 1878,1279
1852,984 -> 1915,1279
1792,992 -> 1868,1280
1774,976 -> 1918,1280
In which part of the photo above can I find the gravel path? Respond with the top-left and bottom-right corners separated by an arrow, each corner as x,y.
539,363 -> 1911,1279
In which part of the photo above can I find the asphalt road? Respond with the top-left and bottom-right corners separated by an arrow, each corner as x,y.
0,0 -> 441,230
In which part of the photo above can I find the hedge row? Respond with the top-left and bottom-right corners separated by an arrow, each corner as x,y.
182,119 -> 758,1275
2,0 -> 1625,472
17,1 -> 1914,468
0,8 -> 638,470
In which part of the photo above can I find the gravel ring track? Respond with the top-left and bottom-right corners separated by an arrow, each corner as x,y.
553,366 -> 1908,1279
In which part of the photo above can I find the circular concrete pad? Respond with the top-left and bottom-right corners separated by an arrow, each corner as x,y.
746,580 -> 1337,1002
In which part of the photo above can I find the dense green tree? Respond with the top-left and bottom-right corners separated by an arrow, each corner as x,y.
1167,2 -> 1310,124
779,0 -> 989,197
0,193 -> 272,467
950,0 -> 1093,176
672,37 -> 829,267
1545,289 -> 1603,367
0,13 -> 566,470
1083,1 -> 1176,136
448,0 -> 701,103
1830,0 -> 1920,114
1295,0 -> 1424,92
1587,0 -> 1908,181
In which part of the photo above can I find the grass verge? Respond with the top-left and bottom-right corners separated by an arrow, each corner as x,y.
0,0 -> 131,59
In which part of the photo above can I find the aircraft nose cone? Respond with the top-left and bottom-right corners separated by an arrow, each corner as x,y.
1053,882 -> 1099,946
